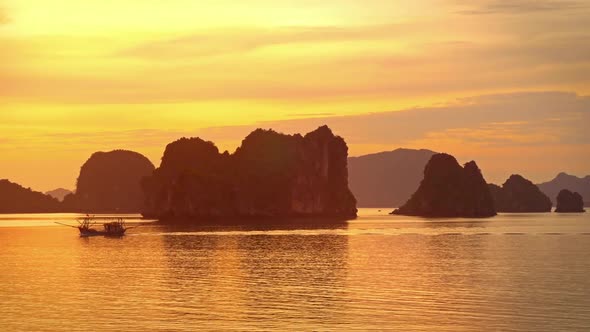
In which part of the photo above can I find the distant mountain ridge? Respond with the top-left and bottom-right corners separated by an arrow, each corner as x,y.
45,188 -> 73,202
0,179 -> 62,213
348,148 -> 436,207
537,173 -> 590,206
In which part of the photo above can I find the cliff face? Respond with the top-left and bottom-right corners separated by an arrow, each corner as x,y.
391,153 -> 496,218
0,179 -> 62,213
555,189 -> 585,213
537,172 -> 590,206
348,149 -> 436,207
142,126 -> 357,220
489,175 -> 552,212
63,150 -> 155,213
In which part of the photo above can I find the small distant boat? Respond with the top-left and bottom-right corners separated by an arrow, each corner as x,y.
80,219 -> 127,237
56,216 -> 130,237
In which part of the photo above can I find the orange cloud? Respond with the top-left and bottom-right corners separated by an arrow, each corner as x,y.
2,32 -> 589,104
2,1 -> 589,106
456,0 -> 589,15
118,24 -> 411,59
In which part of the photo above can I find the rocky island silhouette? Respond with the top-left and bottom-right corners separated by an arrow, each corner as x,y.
391,153 -> 496,218
556,189 -> 585,213
488,175 -> 552,213
62,150 -> 155,213
141,126 -> 357,220
0,179 -> 63,213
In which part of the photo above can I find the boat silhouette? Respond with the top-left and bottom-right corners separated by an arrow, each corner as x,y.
56,216 -> 129,237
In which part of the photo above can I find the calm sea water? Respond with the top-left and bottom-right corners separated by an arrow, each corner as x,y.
1,209 -> 589,331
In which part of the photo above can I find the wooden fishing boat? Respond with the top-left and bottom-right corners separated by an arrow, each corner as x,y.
79,220 -> 127,237
57,216 -> 129,237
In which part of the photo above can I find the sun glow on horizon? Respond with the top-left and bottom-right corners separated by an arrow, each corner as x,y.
1,0 -> 589,191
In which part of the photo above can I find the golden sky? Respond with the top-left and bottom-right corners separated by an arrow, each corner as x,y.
0,0 -> 589,191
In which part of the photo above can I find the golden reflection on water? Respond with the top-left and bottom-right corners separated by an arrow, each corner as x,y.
1,211 -> 590,331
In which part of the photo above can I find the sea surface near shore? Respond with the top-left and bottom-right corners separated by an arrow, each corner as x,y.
1,209 -> 589,331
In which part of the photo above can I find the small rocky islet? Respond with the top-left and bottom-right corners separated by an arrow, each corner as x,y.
488,175 -> 552,213
391,153 -> 496,218
555,189 -> 585,213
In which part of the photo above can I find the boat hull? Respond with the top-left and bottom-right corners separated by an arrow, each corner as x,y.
79,228 -> 126,237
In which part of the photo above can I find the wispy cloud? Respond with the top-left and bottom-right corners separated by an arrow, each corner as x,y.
2,0 -> 589,105
37,129 -> 195,150
15,91 -> 588,151
2,32 -> 589,104
117,24 -> 411,59
190,91 -> 590,183
192,91 -> 590,147
455,0 -> 589,15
